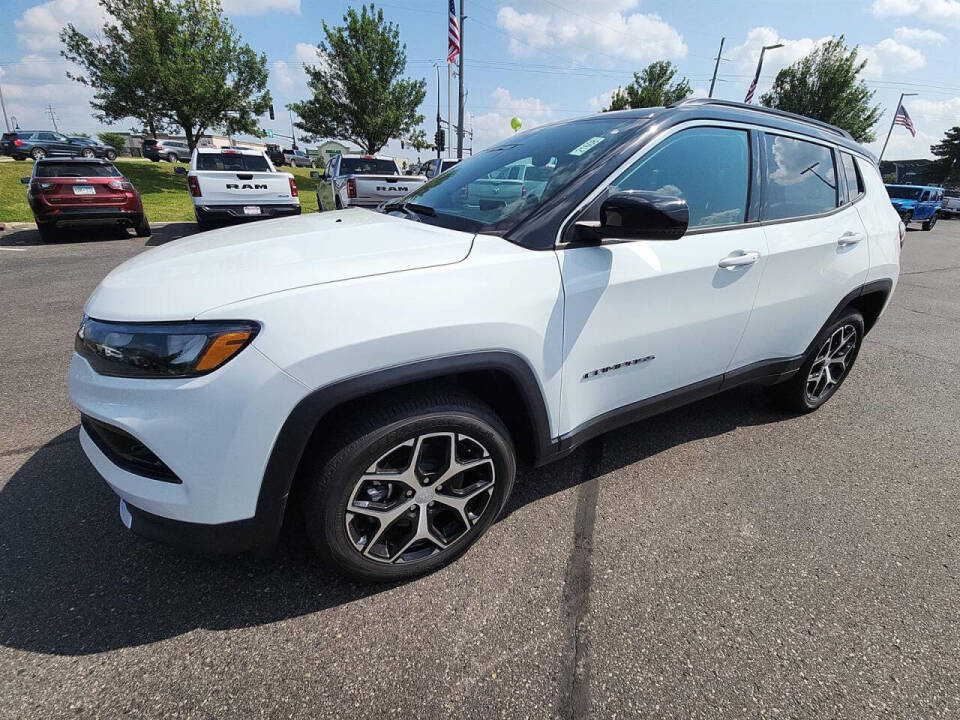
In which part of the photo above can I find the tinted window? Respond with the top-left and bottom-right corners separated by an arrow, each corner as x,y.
763,135 -> 837,220
195,153 -> 270,171
920,190 -> 931,201
35,163 -> 120,177
37,132 -> 57,140
339,158 -> 399,175
611,127 -> 750,229
887,186 -> 921,200
841,153 -> 863,200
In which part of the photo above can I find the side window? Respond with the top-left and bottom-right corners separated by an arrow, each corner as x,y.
920,190 -> 931,201
609,126 -> 750,229
37,132 -> 56,140
763,134 -> 837,220
841,153 -> 864,201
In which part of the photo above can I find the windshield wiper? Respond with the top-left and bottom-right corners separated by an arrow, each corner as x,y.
385,201 -> 436,217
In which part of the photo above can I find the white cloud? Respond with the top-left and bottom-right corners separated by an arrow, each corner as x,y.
496,2 -> 686,62
871,0 -> 960,26
893,26 -> 947,43
13,0 -> 106,52
860,38 -> 926,79
222,0 -> 300,15
470,87 -> 556,150
727,28 -> 828,78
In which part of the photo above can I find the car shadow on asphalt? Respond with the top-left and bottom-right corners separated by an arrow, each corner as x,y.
0,222 -> 196,248
0,386 -> 785,656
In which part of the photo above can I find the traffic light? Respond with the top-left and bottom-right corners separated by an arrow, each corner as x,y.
434,129 -> 446,152
269,105 -> 275,121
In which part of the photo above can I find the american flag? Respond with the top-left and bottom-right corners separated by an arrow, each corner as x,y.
447,0 -> 460,64
744,64 -> 761,104
894,103 -> 916,137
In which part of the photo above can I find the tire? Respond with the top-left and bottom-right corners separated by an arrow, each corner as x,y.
922,214 -> 938,231
770,308 -> 865,413
303,390 -> 517,582
81,148 -> 95,158
37,221 -> 57,242
150,157 -> 159,162
167,152 -> 177,163
31,147 -> 47,160
195,217 -> 214,232
134,213 -> 151,237
106,150 -> 117,161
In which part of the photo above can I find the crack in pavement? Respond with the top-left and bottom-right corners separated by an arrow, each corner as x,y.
558,437 -> 604,720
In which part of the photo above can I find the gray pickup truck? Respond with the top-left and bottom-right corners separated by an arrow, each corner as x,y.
317,154 -> 426,210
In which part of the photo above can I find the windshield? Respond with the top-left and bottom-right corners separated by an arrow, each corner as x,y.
35,163 -> 119,178
886,186 -> 922,200
397,117 -> 641,233
340,158 -> 399,175
196,153 -> 271,171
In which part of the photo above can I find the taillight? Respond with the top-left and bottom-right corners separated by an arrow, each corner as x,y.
289,177 -> 298,197
187,176 -> 202,197
347,178 -> 357,198
14,139 -> 23,147
107,180 -> 134,191
30,181 -> 55,193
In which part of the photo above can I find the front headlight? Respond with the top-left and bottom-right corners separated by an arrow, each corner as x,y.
75,317 -> 260,378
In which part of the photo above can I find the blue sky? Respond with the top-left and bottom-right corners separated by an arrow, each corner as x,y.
2,0 -> 958,162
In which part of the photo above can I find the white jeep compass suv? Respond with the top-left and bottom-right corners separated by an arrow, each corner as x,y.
69,99 -> 902,582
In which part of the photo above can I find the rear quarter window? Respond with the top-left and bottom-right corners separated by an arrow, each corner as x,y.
763,135 -> 838,221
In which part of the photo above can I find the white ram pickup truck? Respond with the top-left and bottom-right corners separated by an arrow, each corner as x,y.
318,153 -> 426,210
176,147 -> 301,230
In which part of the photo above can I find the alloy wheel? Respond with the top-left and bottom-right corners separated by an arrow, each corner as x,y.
344,432 -> 496,564
805,324 -> 858,402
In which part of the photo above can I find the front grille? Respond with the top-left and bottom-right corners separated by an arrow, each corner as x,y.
81,415 -> 181,483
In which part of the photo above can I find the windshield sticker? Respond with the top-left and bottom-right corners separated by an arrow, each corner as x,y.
569,136 -> 605,156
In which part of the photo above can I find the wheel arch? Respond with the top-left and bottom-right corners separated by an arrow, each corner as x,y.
252,351 -> 554,545
806,279 -> 893,358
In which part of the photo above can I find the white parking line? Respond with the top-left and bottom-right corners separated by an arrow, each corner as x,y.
0,247 -> 29,252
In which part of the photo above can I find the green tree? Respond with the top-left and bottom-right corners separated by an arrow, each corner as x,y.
97,131 -> 129,152
289,4 -> 427,154
603,61 -> 692,111
67,131 -> 91,138
760,36 -> 881,143
62,0 -> 271,148
930,126 -> 960,184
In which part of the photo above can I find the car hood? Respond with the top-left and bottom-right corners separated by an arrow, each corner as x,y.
84,210 -> 474,321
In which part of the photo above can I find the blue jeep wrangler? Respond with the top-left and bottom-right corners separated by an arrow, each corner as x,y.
886,184 -> 943,231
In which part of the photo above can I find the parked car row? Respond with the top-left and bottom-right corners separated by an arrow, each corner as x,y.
2,130 -> 118,161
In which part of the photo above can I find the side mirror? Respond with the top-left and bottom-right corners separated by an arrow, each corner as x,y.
309,170 -> 320,179
20,177 -> 30,184
575,190 -> 688,242
174,166 -> 187,176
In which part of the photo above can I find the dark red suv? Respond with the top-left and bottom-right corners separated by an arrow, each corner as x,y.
21,158 -> 150,242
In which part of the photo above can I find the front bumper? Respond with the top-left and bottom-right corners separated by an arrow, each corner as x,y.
195,203 -> 301,224
69,344 -> 308,551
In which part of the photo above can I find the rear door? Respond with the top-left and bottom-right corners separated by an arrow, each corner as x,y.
731,132 -> 869,368
557,124 -> 767,435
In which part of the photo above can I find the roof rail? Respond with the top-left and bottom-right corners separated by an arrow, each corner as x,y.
668,97 -> 853,140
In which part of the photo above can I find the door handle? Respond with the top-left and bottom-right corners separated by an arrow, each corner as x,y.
718,250 -> 760,270
837,231 -> 863,246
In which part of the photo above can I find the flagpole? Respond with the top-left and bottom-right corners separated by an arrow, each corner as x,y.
447,63 -> 452,159
879,92 -> 917,162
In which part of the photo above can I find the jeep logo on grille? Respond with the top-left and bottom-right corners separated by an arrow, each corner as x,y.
226,183 -> 268,190
377,186 -> 408,192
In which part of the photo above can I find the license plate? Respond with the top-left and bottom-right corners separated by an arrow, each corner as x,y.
243,206 -> 261,216
73,185 -> 96,195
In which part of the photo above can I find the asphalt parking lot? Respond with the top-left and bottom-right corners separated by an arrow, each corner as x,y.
2,219 -> 959,719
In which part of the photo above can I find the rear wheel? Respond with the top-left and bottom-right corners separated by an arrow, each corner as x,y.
167,152 -> 177,163
134,213 -> 151,237
770,309 -> 864,413
922,213 -> 938,231
37,221 -> 57,242
303,391 -> 516,582
31,147 -> 47,160
80,148 -> 95,158
105,150 -> 117,161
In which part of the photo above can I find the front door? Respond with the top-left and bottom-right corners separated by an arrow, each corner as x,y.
557,125 -> 766,437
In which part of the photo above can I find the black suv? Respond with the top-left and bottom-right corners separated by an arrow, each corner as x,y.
1,130 -> 95,160
67,137 -> 119,161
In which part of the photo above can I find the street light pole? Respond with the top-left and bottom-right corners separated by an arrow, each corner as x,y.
879,92 -> 918,162
708,36 -> 724,99
0,81 -> 9,132
433,62 -> 442,160
745,43 -> 783,104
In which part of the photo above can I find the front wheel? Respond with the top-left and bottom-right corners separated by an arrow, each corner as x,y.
922,214 -> 938,231
770,309 -> 864,413
105,150 -> 117,161
81,148 -> 95,158
303,391 -> 516,582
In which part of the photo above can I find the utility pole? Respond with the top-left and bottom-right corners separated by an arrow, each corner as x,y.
0,81 -> 9,132
879,92 -> 918,162
288,109 -> 297,150
456,0 -> 465,159
433,63 -> 442,160
708,36 -> 724,98
45,104 -> 60,133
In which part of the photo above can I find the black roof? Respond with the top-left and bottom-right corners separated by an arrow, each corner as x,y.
569,98 -> 875,163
